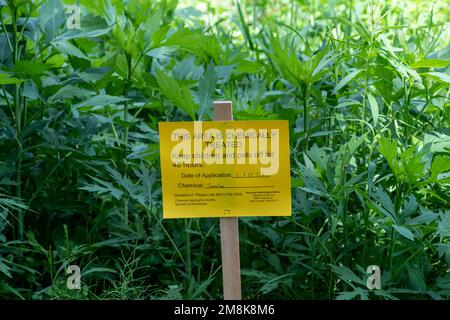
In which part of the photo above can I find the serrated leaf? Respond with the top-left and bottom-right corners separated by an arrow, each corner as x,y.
401,145 -> 426,185
371,187 -> 397,222
332,265 -> 366,286
378,137 -> 402,178
52,41 -> 89,60
197,61 -> 217,120
191,276 -> 215,299
155,68 -> 197,120
172,56 -> 203,80
336,288 -> 368,300
408,207 -> 439,225
436,213 -> 450,238
430,155 -> 450,181
424,133 -> 450,153
407,264 -> 426,292
80,176 -> 124,200
39,0 -> 65,42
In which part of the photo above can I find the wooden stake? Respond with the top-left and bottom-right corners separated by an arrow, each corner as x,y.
214,101 -> 242,300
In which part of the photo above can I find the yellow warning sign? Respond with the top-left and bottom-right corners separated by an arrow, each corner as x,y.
158,120 -> 291,218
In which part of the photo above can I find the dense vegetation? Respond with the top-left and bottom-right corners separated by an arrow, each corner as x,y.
0,0 -> 449,300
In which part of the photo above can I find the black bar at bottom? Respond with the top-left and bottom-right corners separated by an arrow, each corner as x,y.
0,299 -> 448,319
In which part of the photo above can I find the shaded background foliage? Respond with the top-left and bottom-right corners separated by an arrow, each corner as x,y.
0,0 -> 449,299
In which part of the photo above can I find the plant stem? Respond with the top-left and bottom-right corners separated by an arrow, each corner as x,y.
123,54 -> 132,225
10,3 -> 25,239
303,83 -> 311,151
361,42 -> 372,135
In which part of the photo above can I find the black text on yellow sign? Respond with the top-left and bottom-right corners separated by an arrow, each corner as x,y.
158,120 -> 292,218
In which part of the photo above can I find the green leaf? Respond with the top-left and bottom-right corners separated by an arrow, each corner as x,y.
423,72 -> 450,84
0,73 -> 23,84
299,154 -> 328,196
401,145 -> 426,185
371,187 -> 397,222
0,283 -> 25,299
57,23 -> 113,41
436,213 -> 450,238
235,0 -> 254,50
151,25 -> 170,48
266,253 -> 283,274
23,81 -> 40,100
306,144 -> 328,170
332,265 -> 366,287
48,85 -> 93,103
197,61 -> 217,120
172,56 -> 203,80
333,69 -> 362,94
266,34 -> 305,87
191,276 -> 215,299
72,95 -> 130,118
403,195 -> 418,217
336,289 -> 367,300
146,46 -> 176,59
411,59 -> 450,68
52,41 -> 89,60
142,9 -> 163,43
74,95 -> 130,108
155,68 -> 197,120
0,34 -> 12,64
80,176 -> 124,200
367,93 -> 379,126
407,264 -> 426,292
430,155 -> 450,182
436,244 -> 450,266
408,207 -> 439,225
424,133 -> 450,153
82,267 -> 118,276
164,28 -> 220,62
11,61 -> 51,77
378,137 -> 402,178
38,0 -> 65,42
310,51 -> 336,82
0,257 -> 12,278
393,225 -> 415,241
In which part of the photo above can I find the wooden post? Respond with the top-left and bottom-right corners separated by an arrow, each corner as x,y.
213,101 -> 242,300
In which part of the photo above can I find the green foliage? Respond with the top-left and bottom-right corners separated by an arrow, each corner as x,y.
155,68 -> 198,120
0,0 -> 449,300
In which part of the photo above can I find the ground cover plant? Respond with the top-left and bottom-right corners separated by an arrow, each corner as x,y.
0,0 -> 449,300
